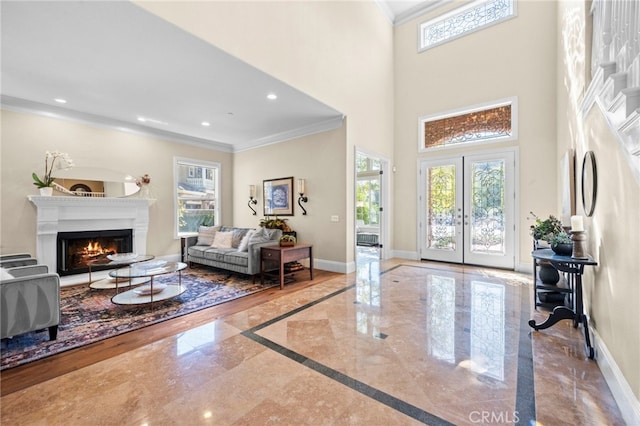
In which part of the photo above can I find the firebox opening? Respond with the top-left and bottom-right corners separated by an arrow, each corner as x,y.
57,229 -> 133,276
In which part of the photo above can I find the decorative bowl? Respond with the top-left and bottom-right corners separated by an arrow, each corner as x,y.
107,253 -> 138,262
133,283 -> 167,295
134,260 -> 167,269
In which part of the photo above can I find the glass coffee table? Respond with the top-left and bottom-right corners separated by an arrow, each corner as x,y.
110,261 -> 187,305
88,254 -> 155,290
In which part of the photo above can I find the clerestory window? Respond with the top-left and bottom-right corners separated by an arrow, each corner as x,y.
419,0 -> 517,52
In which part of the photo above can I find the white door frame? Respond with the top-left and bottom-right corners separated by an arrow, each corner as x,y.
354,147 -> 391,260
417,146 -> 519,269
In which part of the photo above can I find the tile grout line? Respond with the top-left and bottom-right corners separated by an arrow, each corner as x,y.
516,281 -> 537,424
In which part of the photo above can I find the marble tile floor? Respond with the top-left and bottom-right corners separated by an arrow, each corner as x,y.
0,256 -> 625,425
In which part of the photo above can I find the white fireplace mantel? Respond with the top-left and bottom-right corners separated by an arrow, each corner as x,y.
28,196 -> 154,281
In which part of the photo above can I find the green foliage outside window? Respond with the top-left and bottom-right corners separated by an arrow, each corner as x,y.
178,200 -> 215,233
356,179 -> 380,225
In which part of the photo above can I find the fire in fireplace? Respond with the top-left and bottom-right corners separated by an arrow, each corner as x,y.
57,229 -> 133,276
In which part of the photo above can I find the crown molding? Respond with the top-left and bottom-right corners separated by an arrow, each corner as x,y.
2,95 -> 344,153
233,115 -> 345,152
1,95 -> 236,153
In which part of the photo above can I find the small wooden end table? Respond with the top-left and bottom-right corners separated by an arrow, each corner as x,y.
261,244 -> 313,289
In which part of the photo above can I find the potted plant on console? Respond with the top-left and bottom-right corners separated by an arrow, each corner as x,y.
529,212 -> 563,248
259,216 -> 291,232
279,234 -> 297,247
260,215 -> 297,240
529,212 -> 563,285
550,231 -> 573,256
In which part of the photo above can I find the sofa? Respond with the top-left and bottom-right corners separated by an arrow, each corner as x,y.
1,257 -> 60,340
183,226 -> 282,277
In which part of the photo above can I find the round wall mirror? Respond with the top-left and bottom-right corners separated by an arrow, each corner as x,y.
581,151 -> 597,217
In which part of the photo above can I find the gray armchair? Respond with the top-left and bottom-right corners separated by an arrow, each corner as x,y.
0,254 -> 38,268
1,263 -> 60,340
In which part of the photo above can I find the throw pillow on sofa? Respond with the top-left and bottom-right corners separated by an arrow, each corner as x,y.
237,229 -> 256,252
231,229 -> 249,248
196,225 -> 220,246
249,228 -> 277,244
211,231 -> 234,248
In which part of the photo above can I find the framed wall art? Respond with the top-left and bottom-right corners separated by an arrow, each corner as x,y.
263,176 -> 294,216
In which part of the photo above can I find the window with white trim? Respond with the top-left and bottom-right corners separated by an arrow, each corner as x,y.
419,0 -> 517,52
174,158 -> 219,236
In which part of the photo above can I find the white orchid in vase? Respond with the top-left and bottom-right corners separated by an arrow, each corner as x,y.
32,151 -> 74,188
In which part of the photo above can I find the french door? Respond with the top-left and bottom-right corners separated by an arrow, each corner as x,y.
419,151 -> 515,269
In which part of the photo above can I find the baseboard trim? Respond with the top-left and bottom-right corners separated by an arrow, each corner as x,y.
391,250 -> 419,260
314,258 -> 352,274
516,262 -> 532,274
592,328 -> 640,425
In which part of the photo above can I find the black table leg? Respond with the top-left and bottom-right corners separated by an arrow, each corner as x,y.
529,265 -> 595,359
579,313 -> 595,359
574,273 -> 595,358
528,306 -> 577,330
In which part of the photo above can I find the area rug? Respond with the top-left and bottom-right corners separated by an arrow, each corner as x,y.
0,266 -> 278,370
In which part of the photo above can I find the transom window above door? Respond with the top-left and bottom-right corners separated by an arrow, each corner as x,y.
419,97 -> 518,152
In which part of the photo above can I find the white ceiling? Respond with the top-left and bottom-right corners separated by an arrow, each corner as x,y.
1,1 -> 440,152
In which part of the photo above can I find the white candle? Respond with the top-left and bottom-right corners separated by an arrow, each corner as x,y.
297,179 -> 305,195
249,185 -> 256,198
571,215 -> 584,232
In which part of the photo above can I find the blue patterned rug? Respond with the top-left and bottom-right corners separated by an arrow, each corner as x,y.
1,265 -> 277,370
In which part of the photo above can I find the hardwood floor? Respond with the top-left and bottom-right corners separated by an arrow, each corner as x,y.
0,269 -> 340,397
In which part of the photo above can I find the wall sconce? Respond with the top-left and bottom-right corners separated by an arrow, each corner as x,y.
248,184 -> 257,215
297,178 -> 308,215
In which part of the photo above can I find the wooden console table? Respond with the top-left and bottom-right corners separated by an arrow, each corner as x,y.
529,249 -> 598,358
261,244 -> 313,290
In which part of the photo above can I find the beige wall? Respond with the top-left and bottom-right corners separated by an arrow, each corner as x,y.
0,109 -> 234,257
233,126 -> 348,266
136,1 -> 395,267
1,1 -> 394,271
557,1 -> 640,402
393,1 -> 558,265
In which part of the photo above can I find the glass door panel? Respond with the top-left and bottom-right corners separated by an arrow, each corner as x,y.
420,151 -> 515,269
420,158 -> 463,263
469,159 -> 506,254
464,152 -> 514,268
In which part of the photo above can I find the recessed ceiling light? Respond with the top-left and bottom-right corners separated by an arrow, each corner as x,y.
201,121 -> 210,127
54,98 -> 67,104
266,93 -> 278,100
